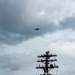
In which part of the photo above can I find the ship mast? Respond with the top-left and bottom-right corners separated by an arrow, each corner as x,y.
36,51 -> 59,75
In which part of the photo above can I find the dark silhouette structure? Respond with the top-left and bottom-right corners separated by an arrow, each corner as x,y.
36,51 -> 59,75
34,28 -> 40,31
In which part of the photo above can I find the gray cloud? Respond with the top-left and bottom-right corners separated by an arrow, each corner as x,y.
0,49 -> 75,75
0,53 -> 34,71
0,48 -> 37,75
0,0 -> 75,75
60,17 -> 75,29
0,0 -> 60,45
0,0 -> 75,45
0,29 -> 75,75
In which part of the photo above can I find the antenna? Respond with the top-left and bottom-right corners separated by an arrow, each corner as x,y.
36,51 -> 59,75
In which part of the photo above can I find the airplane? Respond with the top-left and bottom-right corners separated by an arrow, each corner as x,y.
34,28 -> 40,31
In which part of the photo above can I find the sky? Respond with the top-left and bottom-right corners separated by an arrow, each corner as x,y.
0,0 -> 75,75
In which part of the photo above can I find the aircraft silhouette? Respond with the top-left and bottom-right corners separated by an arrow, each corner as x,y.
34,28 -> 40,31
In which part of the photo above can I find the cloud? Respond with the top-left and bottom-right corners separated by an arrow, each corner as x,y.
60,17 -> 75,29
0,29 -> 75,75
0,0 -> 75,75
26,0 -> 75,25
0,0 -> 75,44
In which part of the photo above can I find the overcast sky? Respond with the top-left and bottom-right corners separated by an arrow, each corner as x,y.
0,0 -> 75,75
